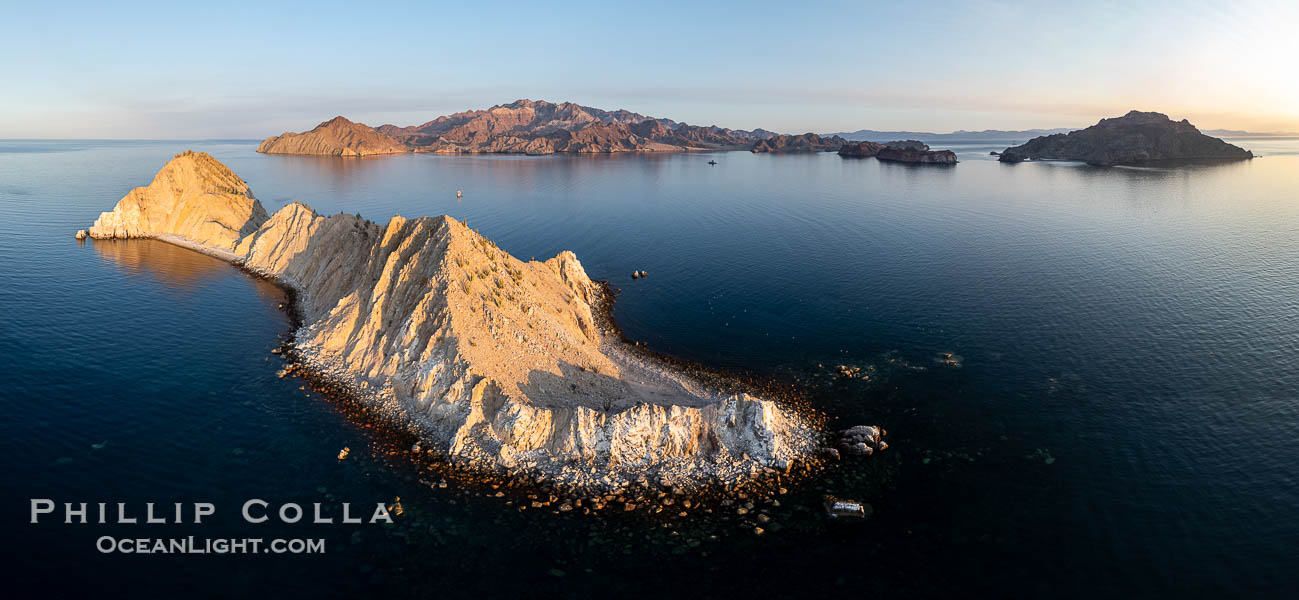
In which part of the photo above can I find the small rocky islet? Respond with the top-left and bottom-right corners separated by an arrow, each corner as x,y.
998,110 -> 1253,166
81,151 -> 887,500
838,139 -> 958,164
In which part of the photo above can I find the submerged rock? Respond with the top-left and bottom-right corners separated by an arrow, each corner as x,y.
998,110 -> 1252,166
86,151 -> 819,490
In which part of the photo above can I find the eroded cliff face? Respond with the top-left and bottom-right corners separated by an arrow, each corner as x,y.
88,151 -> 268,251
86,151 -> 817,489
258,116 -> 410,157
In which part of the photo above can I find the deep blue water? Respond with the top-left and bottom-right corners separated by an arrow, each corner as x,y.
2,139 -> 1298,597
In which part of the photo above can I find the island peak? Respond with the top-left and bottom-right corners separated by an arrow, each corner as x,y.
258,116 -> 409,157
1000,110 -> 1252,165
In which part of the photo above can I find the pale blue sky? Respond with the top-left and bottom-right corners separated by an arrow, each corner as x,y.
2,0 -> 1295,138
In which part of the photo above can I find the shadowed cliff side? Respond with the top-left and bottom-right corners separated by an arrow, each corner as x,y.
999,111 -> 1253,166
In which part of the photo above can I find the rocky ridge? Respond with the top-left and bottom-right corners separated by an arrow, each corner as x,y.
86,152 -> 820,490
999,110 -> 1253,165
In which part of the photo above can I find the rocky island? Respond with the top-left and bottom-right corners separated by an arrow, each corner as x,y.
750,133 -> 848,153
258,116 -> 409,157
998,110 -> 1253,165
259,100 -> 775,156
838,140 -> 958,163
86,151 -> 822,490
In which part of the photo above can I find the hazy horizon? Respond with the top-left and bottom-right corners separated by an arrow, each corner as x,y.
3,0 -> 1296,138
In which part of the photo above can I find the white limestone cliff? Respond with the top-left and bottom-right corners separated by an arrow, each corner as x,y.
86,151 -> 818,489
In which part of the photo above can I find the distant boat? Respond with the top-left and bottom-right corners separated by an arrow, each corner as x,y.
708,160 -> 717,165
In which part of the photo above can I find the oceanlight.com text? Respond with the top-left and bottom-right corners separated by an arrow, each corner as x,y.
96,536 -> 326,554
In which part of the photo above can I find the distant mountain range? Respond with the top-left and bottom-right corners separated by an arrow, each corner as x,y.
256,100 -> 1298,157
826,128 -> 1076,142
829,127 -> 1297,143
258,99 -> 778,156
1201,129 -> 1299,137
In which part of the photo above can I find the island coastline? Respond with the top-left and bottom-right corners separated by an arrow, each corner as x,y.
83,151 -> 848,499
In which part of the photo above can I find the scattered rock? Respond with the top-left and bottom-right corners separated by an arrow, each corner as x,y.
337,447 -> 350,460
822,495 -> 872,521
74,229 -> 88,240
836,425 -> 888,455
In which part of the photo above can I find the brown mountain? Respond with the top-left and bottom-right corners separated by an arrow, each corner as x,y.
999,111 -> 1253,166
261,100 -> 774,156
751,133 -> 848,153
257,116 -> 409,157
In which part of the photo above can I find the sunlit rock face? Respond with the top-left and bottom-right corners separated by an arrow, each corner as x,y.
85,151 -> 818,489
258,116 -> 410,157
88,151 -> 268,251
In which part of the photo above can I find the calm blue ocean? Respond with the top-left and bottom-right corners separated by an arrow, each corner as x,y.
2,139 -> 1297,597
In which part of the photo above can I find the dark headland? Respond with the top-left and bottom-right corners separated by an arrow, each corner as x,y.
999,110 -> 1253,166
